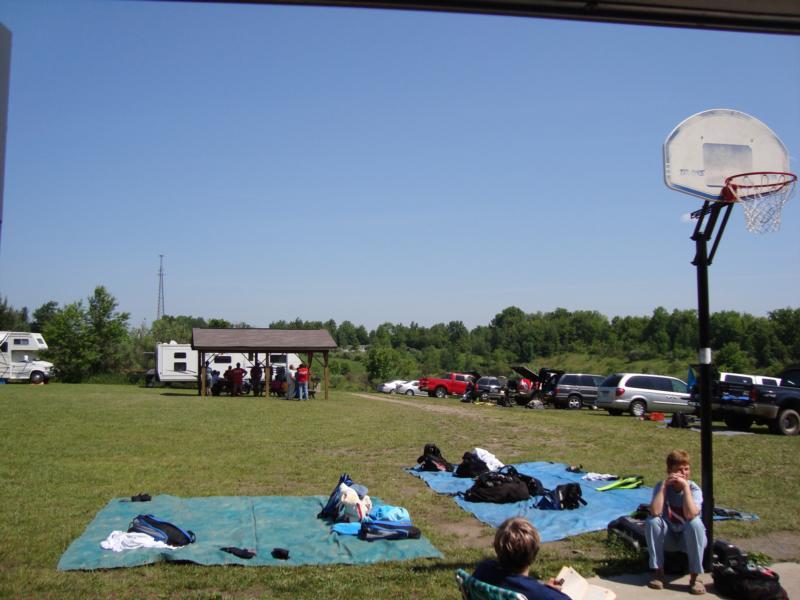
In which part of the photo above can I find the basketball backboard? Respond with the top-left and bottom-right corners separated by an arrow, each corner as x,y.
664,109 -> 790,202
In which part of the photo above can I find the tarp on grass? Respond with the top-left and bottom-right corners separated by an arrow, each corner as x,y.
58,494 -> 441,571
407,461 -> 756,542
408,461 -> 653,542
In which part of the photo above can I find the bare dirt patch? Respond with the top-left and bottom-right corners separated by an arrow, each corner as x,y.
727,531 -> 800,562
351,392 -> 511,419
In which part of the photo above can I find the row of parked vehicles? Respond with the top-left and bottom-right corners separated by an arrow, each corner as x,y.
377,365 -> 800,436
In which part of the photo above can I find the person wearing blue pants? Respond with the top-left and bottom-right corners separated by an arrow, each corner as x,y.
646,449 -> 707,595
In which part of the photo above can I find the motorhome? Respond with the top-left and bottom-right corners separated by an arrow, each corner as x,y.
146,341 -> 300,387
0,331 -> 55,383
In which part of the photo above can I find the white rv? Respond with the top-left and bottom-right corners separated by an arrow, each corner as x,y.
0,331 -> 55,383
146,341 -> 299,387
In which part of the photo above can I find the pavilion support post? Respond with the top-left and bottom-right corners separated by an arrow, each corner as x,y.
324,351 -> 329,401
198,352 -> 204,396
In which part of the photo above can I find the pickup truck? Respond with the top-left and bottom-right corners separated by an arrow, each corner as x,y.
419,372 -> 478,398
692,366 -> 800,435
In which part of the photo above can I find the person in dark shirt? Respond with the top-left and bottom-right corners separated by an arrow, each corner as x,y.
250,363 -> 263,397
472,517 -> 569,600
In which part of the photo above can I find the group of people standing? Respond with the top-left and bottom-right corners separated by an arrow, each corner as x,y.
204,361 -> 311,399
275,363 -> 311,400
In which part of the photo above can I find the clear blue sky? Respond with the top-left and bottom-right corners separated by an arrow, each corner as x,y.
0,0 -> 798,330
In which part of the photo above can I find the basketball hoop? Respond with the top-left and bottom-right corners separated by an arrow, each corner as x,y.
721,171 -> 797,234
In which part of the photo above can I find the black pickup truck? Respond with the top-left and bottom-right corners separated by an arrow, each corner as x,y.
692,366 -> 800,435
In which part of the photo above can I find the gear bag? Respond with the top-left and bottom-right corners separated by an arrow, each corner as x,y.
454,451 -> 490,478
536,483 -> 587,510
128,514 -> 196,546
463,467 -> 531,504
712,540 -> 788,600
416,443 -> 454,472
358,519 -> 421,542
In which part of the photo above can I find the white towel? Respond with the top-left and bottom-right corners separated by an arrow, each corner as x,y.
471,447 -> 505,472
100,530 -> 175,552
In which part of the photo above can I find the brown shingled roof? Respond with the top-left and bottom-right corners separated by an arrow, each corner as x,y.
191,328 -> 337,352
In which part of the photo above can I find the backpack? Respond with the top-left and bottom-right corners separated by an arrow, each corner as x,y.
607,515 -> 647,552
454,452 -> 490,478
128,514 -> 196,546
669,412 -> 690,428
318,473 -> 353,520
416,444 -> 454,472
497,465 -> 545,497
358,519 -> 421,542
535,483 -> 587,510
463,469 -> 530,504
712,540 -> 788,600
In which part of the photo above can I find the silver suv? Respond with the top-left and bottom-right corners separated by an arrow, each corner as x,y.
596,373 -> 691,417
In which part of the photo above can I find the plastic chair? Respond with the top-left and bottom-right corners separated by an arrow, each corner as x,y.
455,569 -> 528,600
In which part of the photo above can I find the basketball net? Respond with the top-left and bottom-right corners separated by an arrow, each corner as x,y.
721,171 -> 797,234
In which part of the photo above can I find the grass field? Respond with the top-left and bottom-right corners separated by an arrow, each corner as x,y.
1,384 -> 798,599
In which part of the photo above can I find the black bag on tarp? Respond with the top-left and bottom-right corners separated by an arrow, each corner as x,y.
454,451 -> 490,478
463,469 -> 530,504
416,443 -> 454,472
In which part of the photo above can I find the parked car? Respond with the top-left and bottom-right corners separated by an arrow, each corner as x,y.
419,372 -> 479,398
596,373 -> 691,417
507,366 -> 563,405
396,380 -> 425,396
475,376 -> 507,402
719,372 -> 781,386
543,373 -> 606,409
377,379 -> 407,393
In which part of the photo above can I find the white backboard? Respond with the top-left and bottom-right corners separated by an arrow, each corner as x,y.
664,109 -> 790,201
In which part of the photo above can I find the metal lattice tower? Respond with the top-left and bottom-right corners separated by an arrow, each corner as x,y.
156,254 -> 165,320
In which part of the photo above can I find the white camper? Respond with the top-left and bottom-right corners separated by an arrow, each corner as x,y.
0,331 -> 55,383
146,341 -> 300,387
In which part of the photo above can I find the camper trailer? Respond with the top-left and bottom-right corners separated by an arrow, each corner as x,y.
146,342 -> 299,387
0,331 -> 55,383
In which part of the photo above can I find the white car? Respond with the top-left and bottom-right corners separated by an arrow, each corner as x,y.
377,379 -> 407,393
395,380 -> 425,396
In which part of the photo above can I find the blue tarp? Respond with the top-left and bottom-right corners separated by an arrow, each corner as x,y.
58,494 -> 441,571
408,461 -> 653,542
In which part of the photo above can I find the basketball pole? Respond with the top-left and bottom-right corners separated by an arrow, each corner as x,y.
690,199 -> 734,571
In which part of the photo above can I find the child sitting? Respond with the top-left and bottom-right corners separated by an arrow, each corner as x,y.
473,517 -> 569,600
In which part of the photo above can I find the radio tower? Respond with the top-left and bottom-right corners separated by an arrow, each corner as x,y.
156,254 -> 165,321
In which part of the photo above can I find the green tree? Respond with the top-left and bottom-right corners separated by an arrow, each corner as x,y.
87,286 -> 130,374
336,320 -> 359,347
207,318 -> 233,328
151,315 -> 207,343
365,346 -> 415,383
42,302 -> 94,382
31,301 -> 59,333
0,297 -> 29,331
715,342 -> 754,373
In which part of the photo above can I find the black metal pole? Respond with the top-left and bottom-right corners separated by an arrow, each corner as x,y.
694,233 -> 714,571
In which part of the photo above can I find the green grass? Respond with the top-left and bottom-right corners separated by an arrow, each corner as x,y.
1,384 -> 798,599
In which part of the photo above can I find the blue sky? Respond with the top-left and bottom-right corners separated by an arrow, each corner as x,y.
0,0 -> 798,330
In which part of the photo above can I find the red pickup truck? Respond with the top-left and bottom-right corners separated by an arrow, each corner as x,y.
419,372 -> 478,398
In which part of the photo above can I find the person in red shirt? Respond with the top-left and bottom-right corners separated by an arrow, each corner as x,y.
296,363 -> 310,400
230,362 -> 247,396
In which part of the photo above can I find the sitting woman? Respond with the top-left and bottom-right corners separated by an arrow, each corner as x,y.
473,517 -> 568,600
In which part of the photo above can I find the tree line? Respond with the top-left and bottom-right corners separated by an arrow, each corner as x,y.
1,289 -> 798,385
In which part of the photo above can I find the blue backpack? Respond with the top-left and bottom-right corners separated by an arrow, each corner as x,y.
358,520 -> 421,541
128,514 -> 196,546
